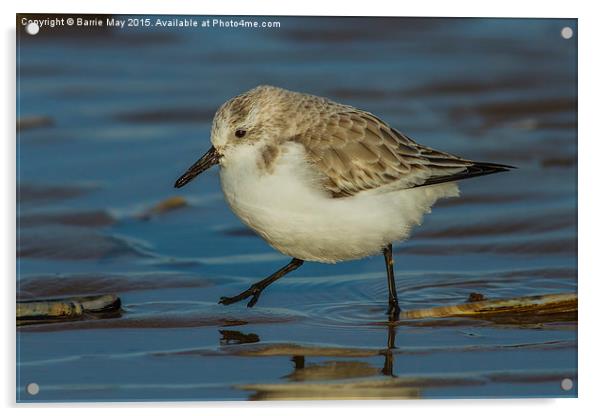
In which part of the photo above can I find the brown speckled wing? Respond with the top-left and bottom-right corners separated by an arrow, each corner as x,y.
293,108 -> 475,197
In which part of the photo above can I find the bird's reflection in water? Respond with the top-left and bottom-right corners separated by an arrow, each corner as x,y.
381,316 -> 397,377
283,317 -> 398,379
224,316 -> 417,400
220,314 -> 400,379
291,355 -> 305,370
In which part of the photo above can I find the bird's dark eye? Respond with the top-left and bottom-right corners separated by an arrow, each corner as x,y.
235,129 -> 246,138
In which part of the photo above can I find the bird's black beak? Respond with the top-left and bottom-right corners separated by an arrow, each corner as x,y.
174,146 -> 221,188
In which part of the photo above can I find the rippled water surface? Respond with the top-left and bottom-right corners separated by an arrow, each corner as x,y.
17,16 -> 577,401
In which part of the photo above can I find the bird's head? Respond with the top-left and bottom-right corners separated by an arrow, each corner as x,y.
174,85 -> 297,188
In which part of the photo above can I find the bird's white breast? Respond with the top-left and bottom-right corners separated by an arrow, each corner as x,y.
219,142 -> 458,263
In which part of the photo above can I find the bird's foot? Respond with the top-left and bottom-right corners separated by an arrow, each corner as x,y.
219,284 -> 263,308
387,300 -> 401,321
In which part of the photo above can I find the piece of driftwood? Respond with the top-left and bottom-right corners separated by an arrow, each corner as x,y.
17,294 -> 121,326
400,292 -> 577,323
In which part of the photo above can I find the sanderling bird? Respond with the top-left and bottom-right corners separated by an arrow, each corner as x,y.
175,85 -> 513,318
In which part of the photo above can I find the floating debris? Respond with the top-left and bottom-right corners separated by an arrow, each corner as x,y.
137,196 -> 188,220
401,293 -> 576,322
17,115 -> 53,131
220,329 -> 260,345
467,292 -> 486,302
17,294 -> 121,326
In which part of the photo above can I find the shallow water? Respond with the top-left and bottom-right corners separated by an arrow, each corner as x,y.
16,16 -> 577,401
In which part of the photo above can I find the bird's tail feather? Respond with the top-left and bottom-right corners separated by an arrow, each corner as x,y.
418,161 -> 516,187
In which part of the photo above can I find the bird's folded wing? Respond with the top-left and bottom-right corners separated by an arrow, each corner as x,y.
293,109 -> 483,197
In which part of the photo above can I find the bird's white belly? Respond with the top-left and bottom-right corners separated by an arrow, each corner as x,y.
219,143 -> 458,263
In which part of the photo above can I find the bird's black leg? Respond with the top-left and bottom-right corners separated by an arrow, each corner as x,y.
219,258 -> 304,308
383,243 -> 400,319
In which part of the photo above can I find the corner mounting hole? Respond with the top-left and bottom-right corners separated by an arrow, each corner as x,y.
561,27 -> 573,40
561,378 -> 573,391
27,382 -> 40,395
26,22 -> 40,36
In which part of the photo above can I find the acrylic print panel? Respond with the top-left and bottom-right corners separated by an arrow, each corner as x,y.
16,14 -> 577,402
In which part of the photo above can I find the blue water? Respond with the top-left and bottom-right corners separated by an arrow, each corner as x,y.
17,15 -> 577,401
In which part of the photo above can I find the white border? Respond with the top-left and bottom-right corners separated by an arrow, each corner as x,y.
3,1 -> 600,415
